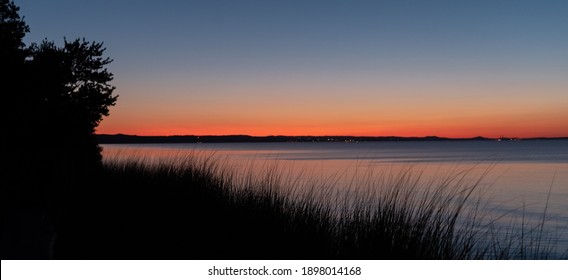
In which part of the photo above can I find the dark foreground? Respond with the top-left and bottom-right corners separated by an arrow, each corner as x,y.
2,157 -> 565,259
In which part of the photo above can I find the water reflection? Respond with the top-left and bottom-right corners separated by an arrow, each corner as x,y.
101,142 -> 568,258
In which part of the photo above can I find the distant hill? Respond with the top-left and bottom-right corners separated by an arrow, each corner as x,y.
95,134 -> 511,144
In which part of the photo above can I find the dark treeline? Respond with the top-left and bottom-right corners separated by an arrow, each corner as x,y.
96,134 -> 462,143
96,134 -> 485,144
97,134 -> 567,144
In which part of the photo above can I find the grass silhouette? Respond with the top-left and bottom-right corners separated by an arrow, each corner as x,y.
5,151 -> 565,259
36,152 -> 562,259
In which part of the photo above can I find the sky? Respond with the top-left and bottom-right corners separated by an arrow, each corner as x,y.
17,0 -> 568,138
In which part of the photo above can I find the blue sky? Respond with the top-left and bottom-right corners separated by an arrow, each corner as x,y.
16,0 -> 568,137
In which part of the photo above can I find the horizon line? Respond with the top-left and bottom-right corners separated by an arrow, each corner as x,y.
95,133 -> 568,140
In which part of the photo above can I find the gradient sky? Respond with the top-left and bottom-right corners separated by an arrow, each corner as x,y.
17,0 -> 568,137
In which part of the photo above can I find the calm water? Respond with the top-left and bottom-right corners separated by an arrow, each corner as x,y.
101,140 -> 568,258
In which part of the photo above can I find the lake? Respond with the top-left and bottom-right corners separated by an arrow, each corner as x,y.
101,140 -> 568,258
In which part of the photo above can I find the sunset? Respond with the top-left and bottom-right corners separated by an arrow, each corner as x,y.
3,0 -> 568,275
17,0 -> 568,138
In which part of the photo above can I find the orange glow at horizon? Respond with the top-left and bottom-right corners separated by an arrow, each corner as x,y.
97,109 -> 568,138
97,124 -> 568,138
96,82 -> 568,139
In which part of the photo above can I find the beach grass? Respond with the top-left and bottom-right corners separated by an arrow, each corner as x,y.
4,151 -> 565,259
39,152 -> 561,259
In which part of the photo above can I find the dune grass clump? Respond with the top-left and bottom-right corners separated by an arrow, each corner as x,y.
48,152 -> 566,259
330,168 -> 483,259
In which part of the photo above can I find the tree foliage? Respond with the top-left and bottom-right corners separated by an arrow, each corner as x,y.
1,0 -> 29,123
0,0 -> 28,56
2,0 -> 117,168
29,39 -> 117,134
2,0 -> 118,259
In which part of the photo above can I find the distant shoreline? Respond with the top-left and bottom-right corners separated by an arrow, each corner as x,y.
96,134 -> 568,144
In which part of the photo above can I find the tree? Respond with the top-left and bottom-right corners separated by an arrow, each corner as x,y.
1,0 -> 117,168
2,0 -> 118,201
0,0 -> 28,57
27,38 -> 117,166
2,0 -> 118,259
1,0 -> 29,150
31,39 -> 117,131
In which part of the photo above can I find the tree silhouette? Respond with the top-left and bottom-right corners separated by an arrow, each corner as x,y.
2,0 -> 117,168
27,38 -> 117,166
2,0 -> 118,258
31,39 -> 116,129
0,0 -> 27,58
2,0 -> 29,150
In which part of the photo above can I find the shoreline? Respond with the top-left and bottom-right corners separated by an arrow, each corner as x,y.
96,134 -> 568,144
